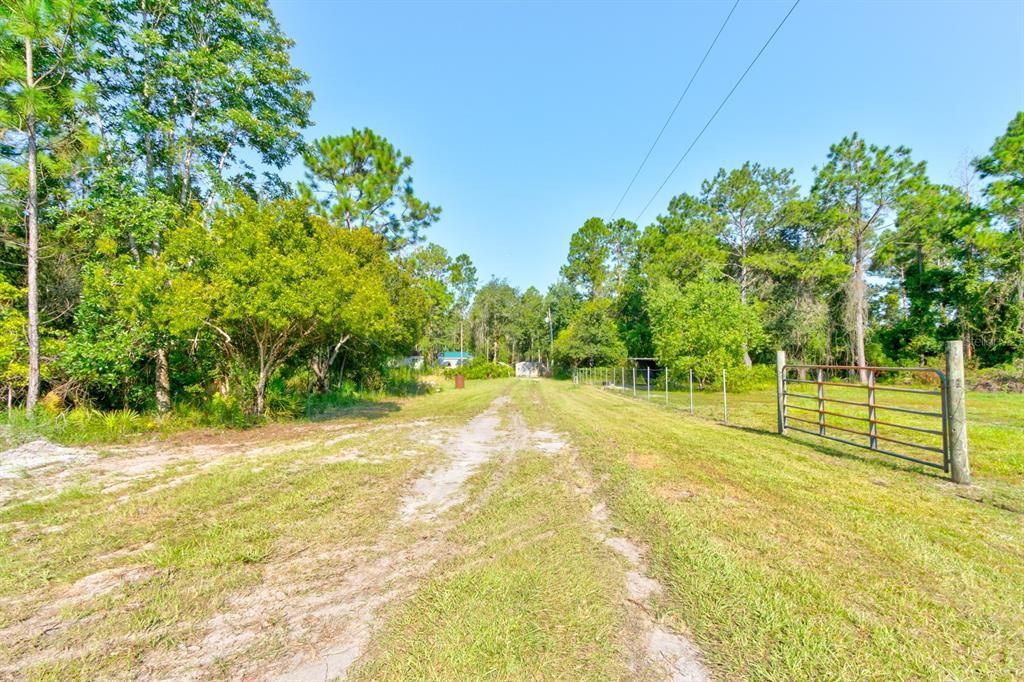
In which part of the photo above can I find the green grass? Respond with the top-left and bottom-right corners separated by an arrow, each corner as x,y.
599,379 -> 1024,486
3,376 -> 1021,679
529,380 -> 1024,680
355,395 -> 629,680
0,378 -> 511,679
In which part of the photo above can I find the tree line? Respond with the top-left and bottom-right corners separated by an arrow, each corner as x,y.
2,1 -> 1020,421
1,0 -> 479,417
544,116 -> 1023,384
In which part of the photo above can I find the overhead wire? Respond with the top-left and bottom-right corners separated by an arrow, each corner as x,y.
634,0 -> 801,222
606,0 -> 741,221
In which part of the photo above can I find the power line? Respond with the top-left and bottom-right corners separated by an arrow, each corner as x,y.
607,0 -> 740,222
634,0 -> 801,222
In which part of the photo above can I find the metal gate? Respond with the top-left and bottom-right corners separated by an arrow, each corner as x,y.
777,362 -> 950,472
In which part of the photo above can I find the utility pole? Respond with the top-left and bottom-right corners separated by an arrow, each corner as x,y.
546,307 -> 554,365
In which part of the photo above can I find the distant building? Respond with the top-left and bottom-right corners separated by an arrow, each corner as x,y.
392,355 -> 424,370
438,351 -> 473,368
515,361 -> 544,378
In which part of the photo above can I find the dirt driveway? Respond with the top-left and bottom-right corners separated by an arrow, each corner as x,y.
0,382 -> 707,680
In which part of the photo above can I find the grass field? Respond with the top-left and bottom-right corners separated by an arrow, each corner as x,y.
1,378 -> 1021,680
596,377 -> 1024,486
540,380 -> 1024,679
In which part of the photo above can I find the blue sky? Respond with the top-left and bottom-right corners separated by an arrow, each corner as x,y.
270,0 -> 1024,291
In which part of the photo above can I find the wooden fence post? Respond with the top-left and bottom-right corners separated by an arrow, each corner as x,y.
945,340 -> 971,485
722,368 -> 728,423
688,368 -> 694,415
776,350 -> 786,434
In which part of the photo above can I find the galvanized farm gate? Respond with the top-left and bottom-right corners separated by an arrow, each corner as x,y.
775,341 -> 970,483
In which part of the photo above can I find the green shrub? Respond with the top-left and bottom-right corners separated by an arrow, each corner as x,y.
443,359 -> 513,380
1,406 -> 157,445
303,387 -> 359,417
202,394 -> 250,428
716,364 -> 776,392
970,361 -> 1024,392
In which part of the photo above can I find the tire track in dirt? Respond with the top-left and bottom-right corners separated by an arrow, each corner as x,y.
4,390 -> 710,681
589,499 -> 710,682
520,389 -> 711,682
0,419 -> 436,511
262,394 -> 524,681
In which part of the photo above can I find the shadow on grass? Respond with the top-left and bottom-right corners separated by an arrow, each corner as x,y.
714,419 -> 950,481
308,399 -> 402,422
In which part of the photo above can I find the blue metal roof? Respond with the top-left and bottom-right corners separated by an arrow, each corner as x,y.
440,351 -> 473,359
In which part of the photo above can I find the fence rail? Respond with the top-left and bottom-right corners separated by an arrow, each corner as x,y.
778,361 -> 949,471
571,341 -> 971,484
776,343 -> 970,483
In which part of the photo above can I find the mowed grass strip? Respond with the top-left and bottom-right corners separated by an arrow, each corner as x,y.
0,379 -> 509,679
527,380 -> 1024,680
617,383 -> 1024,487
355,410 -> 629,679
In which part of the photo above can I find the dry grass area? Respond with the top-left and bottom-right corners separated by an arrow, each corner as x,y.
0,382 -> 499,679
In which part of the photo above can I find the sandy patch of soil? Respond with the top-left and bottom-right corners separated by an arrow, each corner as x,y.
0,564 -> 157,673
128,395 -> 527,681
530,428 -> 568,455
399,396 -> 510,521
585,469 -> 709,681
0,417 -> 437,509
0,440 -> 96,480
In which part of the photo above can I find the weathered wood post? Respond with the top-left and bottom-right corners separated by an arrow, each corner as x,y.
867,369 -> 878,450
632,367 -> 636,396
776,350 -> 786,434
665,368 -> 669,404
945,340 -> 971,485
816,367 -> 825,436
688,368 -> 694,415
646,367 -> 651,399
722,368 -> 728,423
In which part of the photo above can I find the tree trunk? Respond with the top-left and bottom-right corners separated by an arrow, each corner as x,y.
310,335 -> 349,394
738,222 -> 753,368
852,235 -> 868,383
310,354 -> 330,394
139,32 -> 174,414
256,372 -> 268,413
255,369 -> 268,417
155,348 -> 171,413
24,38 -> 40,417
